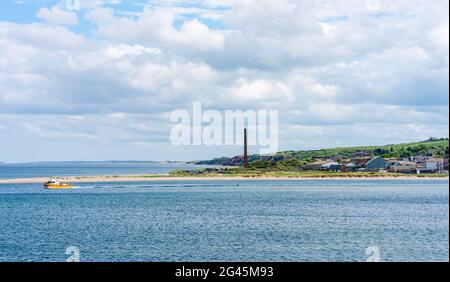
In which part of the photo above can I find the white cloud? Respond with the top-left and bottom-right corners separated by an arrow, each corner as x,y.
1,22 -> 87,50
430,20 -> 450,51
86,7 -> 225,51
0,0 -> 448,161
37,6 -> 79,26
228,79 -> 292,103
104,44 -> 162,59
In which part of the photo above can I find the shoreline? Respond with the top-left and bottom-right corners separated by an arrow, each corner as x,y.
0,174 -> 448,184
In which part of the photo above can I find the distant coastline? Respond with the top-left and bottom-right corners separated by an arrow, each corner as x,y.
0,160 -> 187,165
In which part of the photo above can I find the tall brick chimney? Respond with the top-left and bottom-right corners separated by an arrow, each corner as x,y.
243,128 -> 249,168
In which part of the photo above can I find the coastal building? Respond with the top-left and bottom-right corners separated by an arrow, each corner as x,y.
417,158 -> 445,174
321,162 -> 341,172
302,160 -> 329,171
353,151 -> 370,157
385,158 -> 399,167
412,157 -> 445,174
365,156 -> 386,171
350,157 -> 372,166
341,162 -> 358,172
410,155 -> 429,164
345,156 -> 375,171
425,158 -> 444,172
311,156 -> 329,161
388,161 -> 417,174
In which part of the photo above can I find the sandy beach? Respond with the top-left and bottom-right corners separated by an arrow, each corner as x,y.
0,174 -> 448,184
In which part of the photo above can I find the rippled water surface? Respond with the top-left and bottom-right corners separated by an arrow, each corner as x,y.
0,179 -> 448,262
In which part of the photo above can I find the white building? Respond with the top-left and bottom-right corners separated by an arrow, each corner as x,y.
425,158 -> 444,173
416,158 -> 444,174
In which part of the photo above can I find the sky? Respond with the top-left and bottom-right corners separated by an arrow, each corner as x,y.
0,0 -> 449,163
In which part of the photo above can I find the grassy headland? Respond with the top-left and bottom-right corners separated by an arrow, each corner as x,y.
183,139 -> 450,178
195,139 -> 449,168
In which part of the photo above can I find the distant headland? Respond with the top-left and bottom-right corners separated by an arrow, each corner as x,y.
181,138 -> 449,178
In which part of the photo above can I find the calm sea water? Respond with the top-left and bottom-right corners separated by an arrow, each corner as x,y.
0,179 -> 448,262
0,162 -> 210,179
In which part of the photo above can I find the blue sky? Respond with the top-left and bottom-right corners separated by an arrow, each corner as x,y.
0,0 -> 448,162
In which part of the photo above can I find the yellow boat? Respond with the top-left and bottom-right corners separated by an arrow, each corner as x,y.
44,179 -> 74,189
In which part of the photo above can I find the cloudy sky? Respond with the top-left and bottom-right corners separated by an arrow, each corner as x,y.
0,0 -> 448,162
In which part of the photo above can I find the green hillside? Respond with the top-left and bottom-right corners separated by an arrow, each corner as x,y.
279,140 -> 449,159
